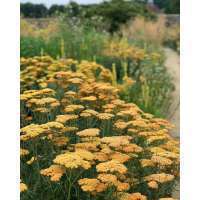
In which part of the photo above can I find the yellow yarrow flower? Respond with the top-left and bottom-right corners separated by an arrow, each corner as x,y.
20,182 -> 28,193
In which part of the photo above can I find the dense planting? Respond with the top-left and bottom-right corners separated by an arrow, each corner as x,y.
20,19 -> 174,117
20,56 -> 179,200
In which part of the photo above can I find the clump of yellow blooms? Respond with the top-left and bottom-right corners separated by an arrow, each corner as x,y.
20,124 -> 48,141
78,173 -> 130,195
53,150 -> 94,170
20,121 -> 66,141
77,60 -> 113,83
104,38 -> 146,61
40,165 -> 66,181
20,56 -> 179,199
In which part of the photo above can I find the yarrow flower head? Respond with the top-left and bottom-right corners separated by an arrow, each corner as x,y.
96,160 -> 127,174
56,114 -> 79,124
101,136 -> 132,148
40,165 -> 66,182
119,192 -> 147,200
78,178 -> 107,193
144,173 -> 175,183
97,113 -> 115,120
64,104 -> 84,113
53,150 -> 94,170
76,128 -> 100,137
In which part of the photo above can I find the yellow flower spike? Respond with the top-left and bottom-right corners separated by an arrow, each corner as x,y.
60,38 -> 65,58
122,61 -> 128,80
26,156 -> 37,165
112,63 -> 117,86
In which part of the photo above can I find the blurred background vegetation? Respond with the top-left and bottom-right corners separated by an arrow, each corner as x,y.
20,0 -> 180,19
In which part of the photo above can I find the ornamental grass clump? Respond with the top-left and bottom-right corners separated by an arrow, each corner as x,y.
20,56 -> 179,200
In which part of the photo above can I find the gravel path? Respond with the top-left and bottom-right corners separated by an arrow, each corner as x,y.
163,47 -> 180,199
164,48 -> 180,138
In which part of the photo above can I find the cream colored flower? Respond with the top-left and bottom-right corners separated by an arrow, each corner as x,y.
96,160 -> 127,174
76,128 -> 100,137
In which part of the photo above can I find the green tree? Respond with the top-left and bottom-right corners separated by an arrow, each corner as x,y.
154,0 -> 180,14
20,3 -> 48,18
83,0 -> 155,33
48,5 -> 66,16
65,1 -> 82,17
